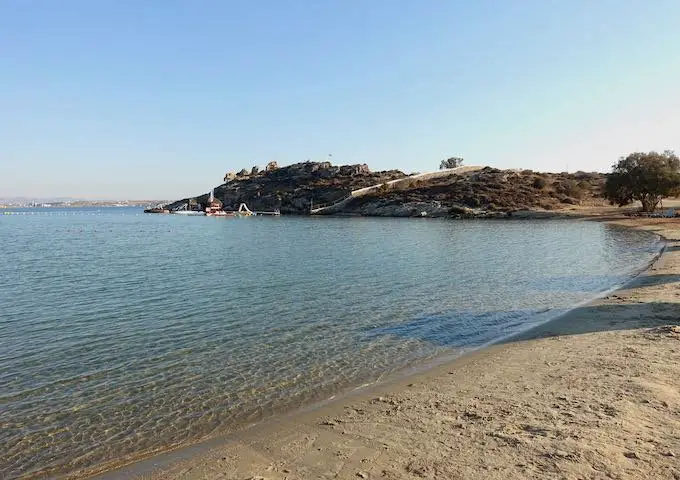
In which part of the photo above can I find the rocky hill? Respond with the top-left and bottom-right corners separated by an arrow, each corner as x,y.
166,162 -> 606,217
343,167 -> 606,217
165,162 -> 406,214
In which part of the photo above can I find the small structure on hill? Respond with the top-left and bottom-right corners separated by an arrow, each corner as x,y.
224,171 -> 236,182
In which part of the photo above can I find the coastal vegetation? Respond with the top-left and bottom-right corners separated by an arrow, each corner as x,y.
439,157 -> 464,169
604,151 -> 680,212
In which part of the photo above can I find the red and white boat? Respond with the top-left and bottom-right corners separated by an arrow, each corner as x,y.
205,190 -> 233,216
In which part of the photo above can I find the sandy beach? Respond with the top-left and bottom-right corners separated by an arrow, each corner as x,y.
98,216 -> 680,480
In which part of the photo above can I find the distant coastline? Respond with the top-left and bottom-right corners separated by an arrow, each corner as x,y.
0,200 -> 166,209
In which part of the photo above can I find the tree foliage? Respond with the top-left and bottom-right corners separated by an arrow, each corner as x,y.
604,151 -> 680,212
440,157 -> 464,170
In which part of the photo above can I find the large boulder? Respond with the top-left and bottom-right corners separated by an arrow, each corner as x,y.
266,161 -> 278,172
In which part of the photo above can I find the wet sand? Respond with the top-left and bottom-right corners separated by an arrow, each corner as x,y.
98,217 -> 680,480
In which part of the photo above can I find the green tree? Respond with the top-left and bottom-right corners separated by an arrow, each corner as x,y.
440,157 -> 464,170
604,151 -> 680,212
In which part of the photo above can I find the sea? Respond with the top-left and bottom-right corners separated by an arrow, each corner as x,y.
0,207 -> 663,478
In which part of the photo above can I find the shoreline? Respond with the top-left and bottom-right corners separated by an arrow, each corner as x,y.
85,216 -> 680,480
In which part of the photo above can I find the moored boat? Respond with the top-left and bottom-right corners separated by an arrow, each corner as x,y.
172,202 -> 206,216
173,210 -> 206,216
144,207 -> 170,214
207,210 -> 235,217
144,203 -> 171,214
205,190 -> 232,216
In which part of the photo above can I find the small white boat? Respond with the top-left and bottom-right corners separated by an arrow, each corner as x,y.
172,203 -> 206,216
173,210 -> 206,216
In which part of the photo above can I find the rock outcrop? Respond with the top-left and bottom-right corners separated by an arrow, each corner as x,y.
166,161 -> 405,214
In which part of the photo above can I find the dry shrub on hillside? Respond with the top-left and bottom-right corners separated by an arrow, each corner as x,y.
533,176 -> 548,189
554,179 -> 585,199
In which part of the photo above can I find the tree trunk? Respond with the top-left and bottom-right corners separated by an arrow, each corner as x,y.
640,195 -> 660,213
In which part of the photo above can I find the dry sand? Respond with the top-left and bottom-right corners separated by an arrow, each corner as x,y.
104,217 -> 680,480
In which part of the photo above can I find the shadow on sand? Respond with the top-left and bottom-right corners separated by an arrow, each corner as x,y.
366,269 -> 680,348
504,301 -> 679,343
629,273 -> 680,287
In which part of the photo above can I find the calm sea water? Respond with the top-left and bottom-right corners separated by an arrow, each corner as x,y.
0,208 -> 662,478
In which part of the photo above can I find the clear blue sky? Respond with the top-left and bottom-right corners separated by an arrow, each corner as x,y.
2,0 -> 680,199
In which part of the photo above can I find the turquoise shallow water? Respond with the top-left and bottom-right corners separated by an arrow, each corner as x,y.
0,208 -> 662,478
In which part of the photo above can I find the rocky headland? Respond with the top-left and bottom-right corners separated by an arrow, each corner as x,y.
165,161 -> 606,218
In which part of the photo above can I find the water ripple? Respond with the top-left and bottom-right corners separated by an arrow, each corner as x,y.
0,209 -> 662,478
